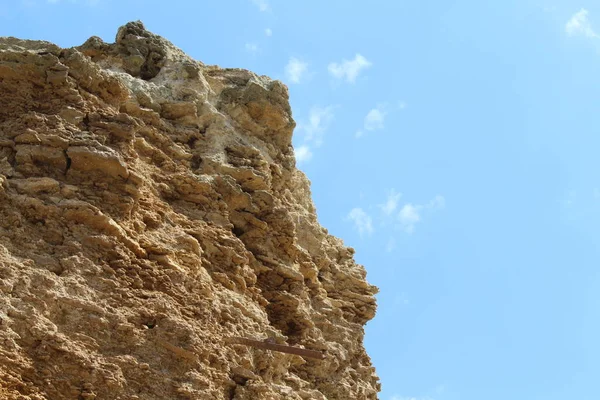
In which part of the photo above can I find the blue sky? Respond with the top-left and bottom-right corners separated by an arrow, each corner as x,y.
3,1 -> 600,399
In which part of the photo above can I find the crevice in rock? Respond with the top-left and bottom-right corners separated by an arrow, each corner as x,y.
82,112 -> 90,130
187,137 -> 198,149
231,225 -> 245,239
144,320 -> 157,329
139,53 -> 163,81
190,154 -> 202,171
226,385 -> 237,400
63,149 -> 72,173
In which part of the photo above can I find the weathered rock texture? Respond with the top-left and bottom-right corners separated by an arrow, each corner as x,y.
0,22 -> 379,399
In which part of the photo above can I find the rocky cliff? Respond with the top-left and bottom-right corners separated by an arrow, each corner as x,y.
0,21 -> 379,400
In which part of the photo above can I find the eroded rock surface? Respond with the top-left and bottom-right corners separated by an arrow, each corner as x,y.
0,21 -> 379,399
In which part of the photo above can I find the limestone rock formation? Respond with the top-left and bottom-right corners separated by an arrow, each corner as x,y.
0,21 -> 379,399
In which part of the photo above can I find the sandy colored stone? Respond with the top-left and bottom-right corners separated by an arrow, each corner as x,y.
0,21 -> 380,399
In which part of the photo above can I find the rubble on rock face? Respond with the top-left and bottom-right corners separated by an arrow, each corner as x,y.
0,21 -> 380,399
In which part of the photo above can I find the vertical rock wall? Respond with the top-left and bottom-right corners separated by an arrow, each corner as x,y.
0,22 -> 380,399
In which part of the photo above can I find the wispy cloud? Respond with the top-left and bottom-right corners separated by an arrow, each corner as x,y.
294,106 -> 336,164
302,106 -> 336,147
295,145 -> 313,163
399,204 -> 421,234
365,108 -> 386,130
245,43 -> 259,53
285,57 -> 309,84
428,195 -> 446,209
391,385 -> 445,400
394,292 -> 410,305
356,104 -> 387,138
265,28 -> 272,37
566,9 -> 598,38
251,0 -> 269,12
397,195 -> 445,234
46,0 -> 100,4
347,208 -> 374,236
398,101 -> 408,110
386,237 -> 397,253
563,190 -> 577,207
380,190 -> 402,216
328,53 -> 372,83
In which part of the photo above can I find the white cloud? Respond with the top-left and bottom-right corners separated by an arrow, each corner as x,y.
294,106 -> 336,160
245,43 -> 259,53
385,237 -> 397,253
391,386 -> 443,400
398,101 -> 408,110
301,105 -> 336,147
396,195 -> 445,234
285,57 -> 309,84
46,0 -> 100,4
356,105 -> 387,138
364,108 -> 386,131
394,292 -> 410,305
328,53 -> 372,83
295,145 -> 313,163
566,9 -> 598,38
399,204 -> 421,234
428,195 -> 446,209
251,0 -> 269,12
563,190 -> 576,207
380,190 -> 402,215
347,208 -> 374,236
294,106 -> 336,161
265,28 -> 272,37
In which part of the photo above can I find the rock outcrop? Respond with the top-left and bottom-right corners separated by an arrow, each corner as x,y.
0,21 -> 379,399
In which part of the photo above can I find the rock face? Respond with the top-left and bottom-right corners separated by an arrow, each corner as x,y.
0,22 -> 379,399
